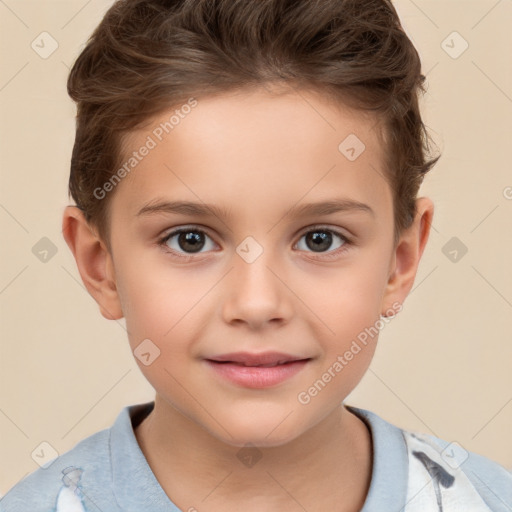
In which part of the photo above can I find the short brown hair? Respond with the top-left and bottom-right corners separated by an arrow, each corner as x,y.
67,0 -> 440,248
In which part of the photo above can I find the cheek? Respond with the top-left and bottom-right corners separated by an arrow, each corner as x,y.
117,270 -> 199,390
302,257 -> 390,337
114,255 -> 181,343
116,258 -> 215,360
297,258 -> 391,399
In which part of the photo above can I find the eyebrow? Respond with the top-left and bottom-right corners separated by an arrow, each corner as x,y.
136,197 -> 375,220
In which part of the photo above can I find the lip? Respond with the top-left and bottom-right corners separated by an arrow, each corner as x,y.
205,351 -> 311,388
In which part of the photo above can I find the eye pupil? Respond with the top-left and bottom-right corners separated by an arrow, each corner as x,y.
179,231 -> 205,253
307,231 -> 332,252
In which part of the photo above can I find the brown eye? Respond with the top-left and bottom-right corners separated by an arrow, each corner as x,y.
176,231 -> 206,253
160,228 -> 216,255
296,228 -> 349,254
304,231 -> 333,252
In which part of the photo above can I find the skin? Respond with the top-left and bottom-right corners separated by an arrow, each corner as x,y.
62,84 -> 433,511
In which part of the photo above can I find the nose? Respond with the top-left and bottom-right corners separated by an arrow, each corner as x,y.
221,246 -> 294,330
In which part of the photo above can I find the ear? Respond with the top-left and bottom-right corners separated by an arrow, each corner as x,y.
381,197 -> 434,315
62,206 -> 123,320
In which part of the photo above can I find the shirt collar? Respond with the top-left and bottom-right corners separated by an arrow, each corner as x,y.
110,401 -> 409,511
346,405 -> 409,511
110,401 -> 181,512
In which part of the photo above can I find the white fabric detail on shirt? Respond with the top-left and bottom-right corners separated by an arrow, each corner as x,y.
403,431 -> 492,512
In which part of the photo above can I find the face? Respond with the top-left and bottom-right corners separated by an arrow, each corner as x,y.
106,86 -> 399,447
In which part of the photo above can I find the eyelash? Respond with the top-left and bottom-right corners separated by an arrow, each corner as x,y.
157,225 -> 353,262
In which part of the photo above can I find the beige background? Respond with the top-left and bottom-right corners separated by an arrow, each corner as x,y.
1,0 -> 511,495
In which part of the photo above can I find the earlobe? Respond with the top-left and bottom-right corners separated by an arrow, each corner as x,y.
381,197 -> 434,314
62,206 -> 124,320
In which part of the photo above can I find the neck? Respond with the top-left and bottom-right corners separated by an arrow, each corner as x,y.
135,395 -> 372,512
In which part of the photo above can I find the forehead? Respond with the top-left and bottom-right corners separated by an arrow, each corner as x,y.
111,86 -> 391,222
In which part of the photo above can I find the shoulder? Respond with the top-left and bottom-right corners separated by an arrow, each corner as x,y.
348,406 -> 512,511
0,426 -> 113,512
402,429 -> 512,511
0,403 -> 157,512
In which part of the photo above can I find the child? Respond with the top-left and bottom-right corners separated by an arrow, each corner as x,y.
2,0 -> 511,510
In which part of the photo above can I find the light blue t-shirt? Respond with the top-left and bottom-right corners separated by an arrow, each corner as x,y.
1,401 -> 511,511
